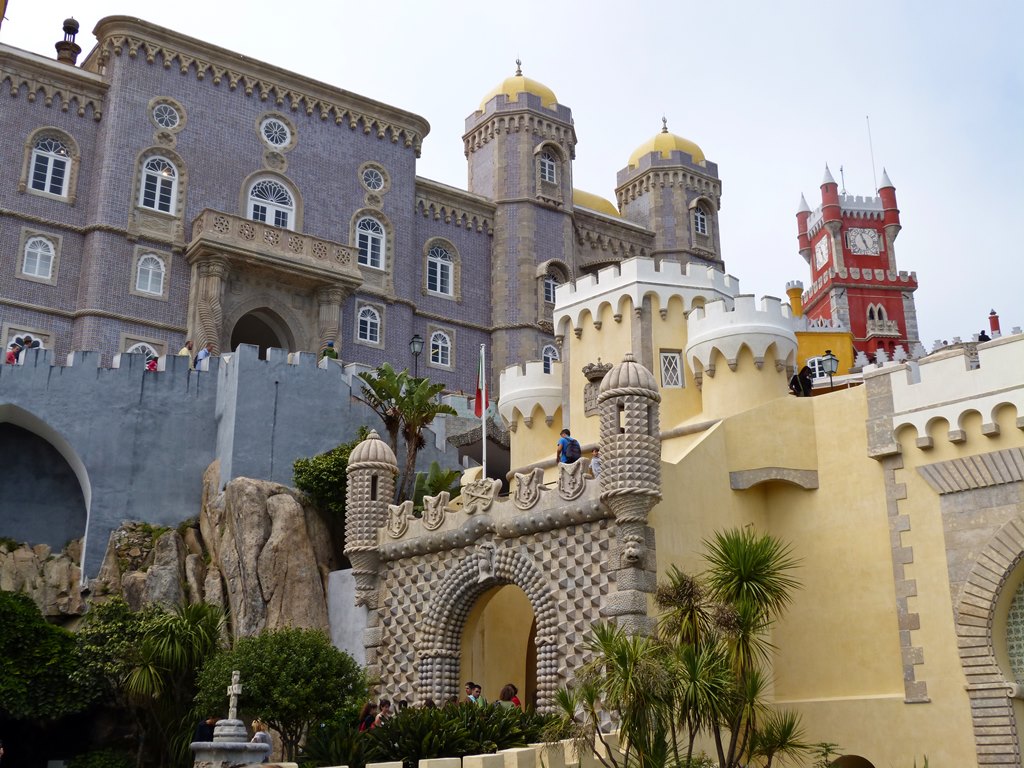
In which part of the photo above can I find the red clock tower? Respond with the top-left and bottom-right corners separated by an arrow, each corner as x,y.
796,166 -> 919,360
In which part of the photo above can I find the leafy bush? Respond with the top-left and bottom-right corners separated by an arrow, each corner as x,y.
0,536 -> 20,552
68,749 -> 134,768
293,427 -> 371,516
197,627 -> 367,761
301,720 -> 366,768
0,591 -> 97,720
412,461 -> 463,515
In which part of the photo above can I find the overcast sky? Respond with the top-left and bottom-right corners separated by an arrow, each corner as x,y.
3,1 -> 1021,346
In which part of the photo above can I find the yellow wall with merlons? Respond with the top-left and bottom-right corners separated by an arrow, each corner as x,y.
796,329 -> 855,373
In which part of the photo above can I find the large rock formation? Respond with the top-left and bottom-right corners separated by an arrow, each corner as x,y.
5,461 -> 338,638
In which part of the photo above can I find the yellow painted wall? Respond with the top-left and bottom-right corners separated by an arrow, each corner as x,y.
649,293 -> 705,427
460,585 -> 535,705
796,329 -> 855,374
508,405 -> 563,472
697,345 -> 790,420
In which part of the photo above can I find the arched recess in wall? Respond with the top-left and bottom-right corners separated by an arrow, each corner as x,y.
417,547 -> 559,711
225,296 -> 303,357
0,404 -> 91,584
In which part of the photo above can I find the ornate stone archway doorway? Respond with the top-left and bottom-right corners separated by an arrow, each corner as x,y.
230,309 -> 294,359
460,584 -> 538,708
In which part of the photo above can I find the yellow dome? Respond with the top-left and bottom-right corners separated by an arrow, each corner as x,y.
479,61 -> 558,110
573,189 -> 620,217
628,119 -> 706,168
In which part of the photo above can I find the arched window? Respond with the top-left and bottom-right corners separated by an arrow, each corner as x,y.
248,179 -> 295,230
693,205 -> 708,236
126,342 -> 158,357
357,217 -> 385,269
357,306 -> 381,344
542,344 -> 559,374
427,246 -> 453,295
135,254 -> 166,295
539,151 -> 557,184
868,306 -> 876,322
22,236 -> 55,280
139,156 -> 178,214
30,135 -> 70,197
430,331 -> 451,367
544,273 -> 560,304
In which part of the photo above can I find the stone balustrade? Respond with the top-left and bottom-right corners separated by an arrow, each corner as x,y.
318,737 -> 621,768
187,209 -> 363,286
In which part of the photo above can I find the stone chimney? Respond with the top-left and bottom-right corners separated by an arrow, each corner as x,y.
55,18 -> 81,66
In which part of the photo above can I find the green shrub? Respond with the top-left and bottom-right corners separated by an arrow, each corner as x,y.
300,721 -> 366,768
293,427 -> 371,516
68,749 -> 134,768
0,536 -> 20,552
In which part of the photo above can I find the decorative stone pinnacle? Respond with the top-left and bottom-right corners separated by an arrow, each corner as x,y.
622,352 -> 636,362
515,58 -> 522,76
661,116 -> 668,133
582,360 -> 613,383
227,670 -> 242,720
366,429 -> 381,440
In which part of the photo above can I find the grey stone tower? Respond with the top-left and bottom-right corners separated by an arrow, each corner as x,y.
616,119 -> 725,270
464,64 -> 578,391
598,353 -> 662,635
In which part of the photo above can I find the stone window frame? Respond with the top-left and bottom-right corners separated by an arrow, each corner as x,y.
688,195 -> 717,250
129,245 -> 172,301
359,161 -> 390,194
119,332 -> 166,358
148,96 -> 187,134
19,127 -> 81,204
3,324 -> 52,357
536,259 -> 570,323
256,112 -> 298,153
659,350 -> 684,388
16,227 -> 62,286
542,343 -> 559,374
354,301 -> 384,348
131,148 -> 187,218
534,142 -> 565,204
427,326 -> 454,370
238,170 -> 304,233
423,238 -> 460,301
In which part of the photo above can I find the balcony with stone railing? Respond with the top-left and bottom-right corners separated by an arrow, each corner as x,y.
186,209 -> 363,288
866,318 -> 900,337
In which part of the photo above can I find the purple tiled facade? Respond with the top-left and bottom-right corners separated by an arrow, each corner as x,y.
0,17 -> 723,396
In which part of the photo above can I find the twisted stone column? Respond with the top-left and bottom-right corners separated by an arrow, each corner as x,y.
196,256 -> 230,353
316,285 -> 345,354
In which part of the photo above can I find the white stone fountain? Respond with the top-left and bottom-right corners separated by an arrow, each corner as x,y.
191,670 -> 271,767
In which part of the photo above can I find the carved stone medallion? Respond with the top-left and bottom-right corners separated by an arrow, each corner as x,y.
422,491 -> 450,530
512,468 -> 546,510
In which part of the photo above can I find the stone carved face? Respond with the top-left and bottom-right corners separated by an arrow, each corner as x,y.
622,534 -> 644,566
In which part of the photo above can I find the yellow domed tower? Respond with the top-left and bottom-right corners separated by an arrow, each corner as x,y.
617,118 -> 724,270
465,62 -> 577,394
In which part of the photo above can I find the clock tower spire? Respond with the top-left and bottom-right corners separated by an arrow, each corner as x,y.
796,167 -> 919,361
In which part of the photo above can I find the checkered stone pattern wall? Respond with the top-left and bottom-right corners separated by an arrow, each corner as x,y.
1007,579 -> 1024,682
374,517 -> 615,712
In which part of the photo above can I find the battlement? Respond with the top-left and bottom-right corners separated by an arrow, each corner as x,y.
805,193 -> 884,234
865,331 -> 1024,448
498,361 -> 562,427
802,266 -> 918,304
686,295 -> 797,373
554,256 -> 739,333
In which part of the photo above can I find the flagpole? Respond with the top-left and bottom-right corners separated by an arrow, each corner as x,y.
480,343 -> 488,479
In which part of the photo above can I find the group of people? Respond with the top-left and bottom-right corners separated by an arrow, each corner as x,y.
5,335 -> 37,364
556,428 -> 600,475
355,683 -> 524,732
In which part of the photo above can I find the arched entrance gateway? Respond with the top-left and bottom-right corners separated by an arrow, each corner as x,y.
230,308 -> 295,359
343,354 -> 664,710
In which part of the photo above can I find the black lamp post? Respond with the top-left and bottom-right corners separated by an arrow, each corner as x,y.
822,349 -> 839,390
410,334 -> 424,377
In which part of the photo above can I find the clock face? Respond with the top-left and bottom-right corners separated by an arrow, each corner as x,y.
814,237 -> 830,269
847,227 -> 881,255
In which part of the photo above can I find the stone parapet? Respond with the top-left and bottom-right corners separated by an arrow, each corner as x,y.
686,295 -> 797,374
498,361 -> 562,427
187,210 -> 362,287
554,256 -> 739,335
863,331 -> 1024,448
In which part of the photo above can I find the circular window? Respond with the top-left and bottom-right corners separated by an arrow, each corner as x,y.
153,103 -> 180,130
362,167 -> 385,191
261,118 -> 291,148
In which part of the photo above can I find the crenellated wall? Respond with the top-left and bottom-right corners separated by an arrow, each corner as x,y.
864,331 -> 1024,452
0,344 -> 461,578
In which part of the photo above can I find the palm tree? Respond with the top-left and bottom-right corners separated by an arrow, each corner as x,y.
746,708 -> 809,768
398,376 -> 456,501
357,365 -> 456,501
356,363 -> 406,455
125,602 -> 225,768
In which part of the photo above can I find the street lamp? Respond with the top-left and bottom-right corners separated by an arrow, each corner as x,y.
822,349 -> 839,390
410,334 -> 424,377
